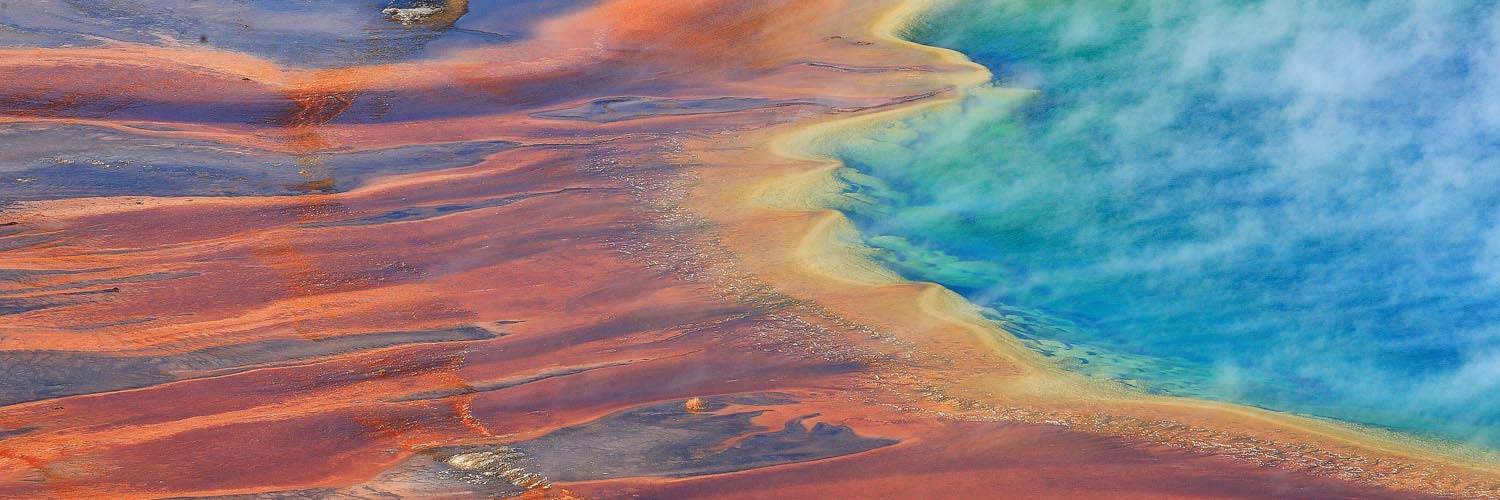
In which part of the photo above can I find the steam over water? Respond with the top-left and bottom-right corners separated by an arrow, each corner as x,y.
833,0 -> 1500,447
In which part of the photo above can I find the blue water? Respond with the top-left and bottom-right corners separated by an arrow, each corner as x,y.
832,0 -> 1500,447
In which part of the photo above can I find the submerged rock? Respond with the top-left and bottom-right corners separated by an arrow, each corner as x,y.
382,0 -> 453,25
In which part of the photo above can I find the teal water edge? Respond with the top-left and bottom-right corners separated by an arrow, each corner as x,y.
831,0 -> 1500,448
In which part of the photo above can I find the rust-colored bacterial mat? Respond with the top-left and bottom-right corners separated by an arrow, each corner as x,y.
0,1 -> 1496,498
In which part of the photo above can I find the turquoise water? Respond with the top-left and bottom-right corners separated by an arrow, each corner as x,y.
833,0 -> 1500,447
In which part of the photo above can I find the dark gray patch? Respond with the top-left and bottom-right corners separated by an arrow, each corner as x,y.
359,394 -> 875,496
0,298 -> 53,315
0,267 -> 110,284
162,488 -> 337,500
341,451 -> 529,499
801,61 -> 933,74
0,326 -> 496,407
0,222 -> 25,239
304,187 -> 617,227
395,361 -> 630,401
0,123 -> 516,200
0,426 -> 34,440
0,15 -> 101,48
0,234 -> 56,252
121,123 -> 190,132
63,316 -> 159,330
470,394 -> 894,481
533,96 -> 811,123
20,271 -> 196,294
0,272 -> 193,316
52,287 -> 118,296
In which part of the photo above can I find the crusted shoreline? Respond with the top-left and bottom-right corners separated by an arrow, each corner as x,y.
684,0 -> 1500,496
